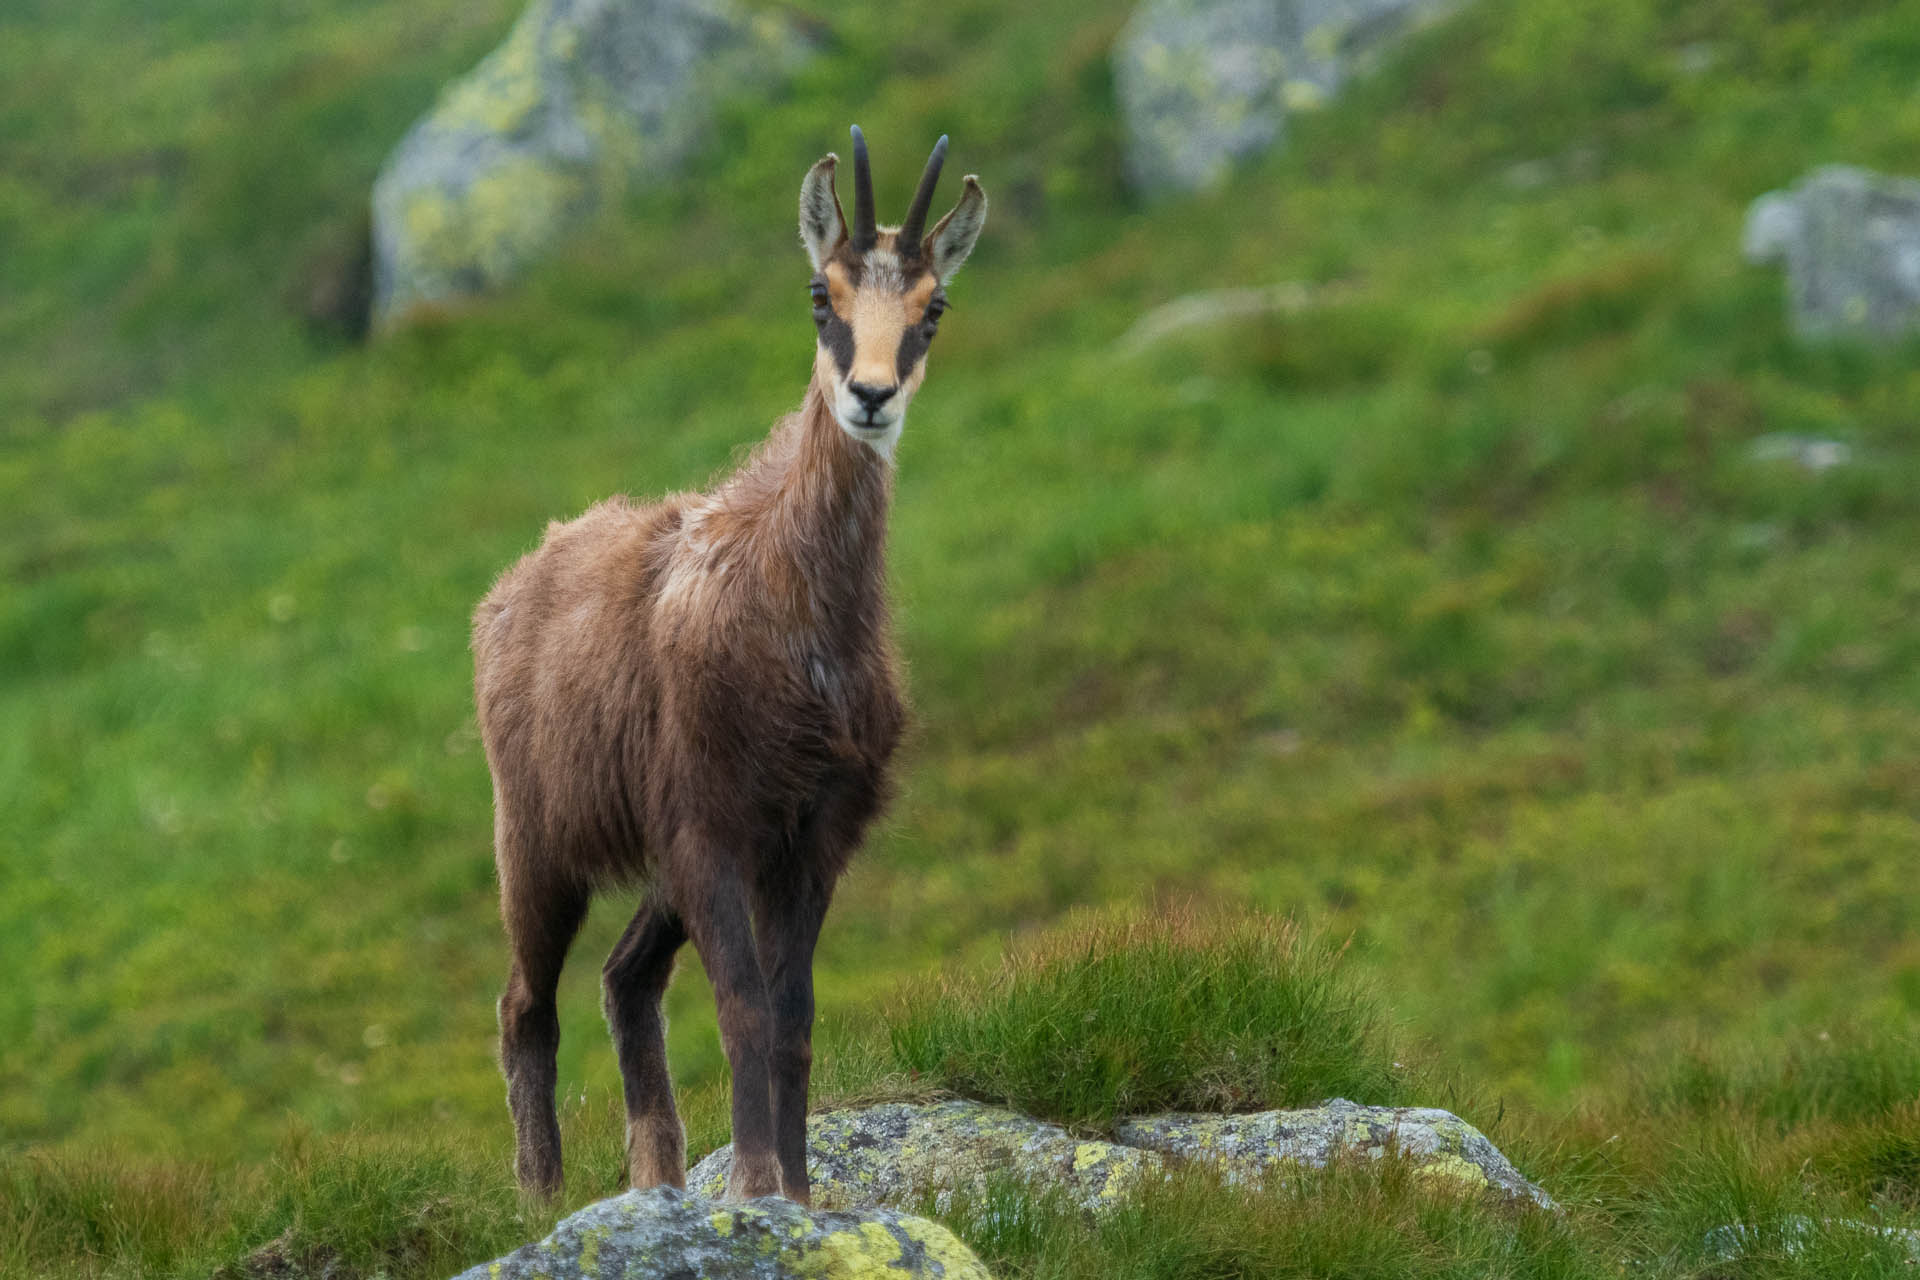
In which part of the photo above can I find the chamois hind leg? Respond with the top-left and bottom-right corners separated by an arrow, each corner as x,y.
498,865 -> 588,1198
602,898 -> 688,1189
678,857 -> 780,1200
752,867 -> 832,1206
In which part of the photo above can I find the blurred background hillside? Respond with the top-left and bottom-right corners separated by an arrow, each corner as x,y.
3,0 -> 1918,1193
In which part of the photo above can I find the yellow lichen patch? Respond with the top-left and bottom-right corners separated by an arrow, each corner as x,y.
436,12 -> 545,134
1412,1153 -> 1492,1194
786,1218 -> 990,1280
896,1218 -> 993,1277
784,1221 -> 902,1278
709,1209 -> 736,1236
577,1224 -> 608,1278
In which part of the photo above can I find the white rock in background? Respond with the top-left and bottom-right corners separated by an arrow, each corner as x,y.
1744,165 -> 1920,341
1112,0 -> 1456,197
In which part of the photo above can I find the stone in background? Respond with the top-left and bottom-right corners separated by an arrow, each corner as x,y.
1744,165 -> 1920,341
371,0 -> 812,329
1113,0 -> 1454,197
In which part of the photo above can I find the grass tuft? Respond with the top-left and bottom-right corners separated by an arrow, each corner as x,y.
884,908 -> 1412,1129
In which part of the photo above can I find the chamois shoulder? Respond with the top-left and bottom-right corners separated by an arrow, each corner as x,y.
471,492 -> 688,647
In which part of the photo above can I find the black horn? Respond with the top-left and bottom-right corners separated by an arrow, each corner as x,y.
850,124 -> 877,250
897,134 -> 948,255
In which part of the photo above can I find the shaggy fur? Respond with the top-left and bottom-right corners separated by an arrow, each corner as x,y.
471,131 -> 985,1205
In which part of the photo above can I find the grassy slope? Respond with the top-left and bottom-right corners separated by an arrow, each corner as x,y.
3,0 -> 1920,1269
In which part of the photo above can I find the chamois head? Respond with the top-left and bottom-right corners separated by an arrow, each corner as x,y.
798,126 -> 988,453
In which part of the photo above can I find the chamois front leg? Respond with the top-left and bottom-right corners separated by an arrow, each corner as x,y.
753,868 -> 831,1206
681,861 -> 781,1200
602,899 -> 688,1190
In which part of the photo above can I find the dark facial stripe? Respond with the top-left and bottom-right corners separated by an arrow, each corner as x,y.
818,308 -> 854,376
895,319 -> 933,382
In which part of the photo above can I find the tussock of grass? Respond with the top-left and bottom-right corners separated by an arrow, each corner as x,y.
884,909 -> 1410,1128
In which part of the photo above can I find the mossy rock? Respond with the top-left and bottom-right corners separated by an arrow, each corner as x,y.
371,0 -> 812,328
689,1101 -> 1159,1215
1115,1098 -> 1558,1209
449,1185 -> 990,1279
688,1098 -> 1555,1214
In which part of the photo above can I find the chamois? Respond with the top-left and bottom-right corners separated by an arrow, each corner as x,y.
471,128 -> 987,1204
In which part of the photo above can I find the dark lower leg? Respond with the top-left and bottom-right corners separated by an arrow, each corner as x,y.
602,900 -> 687,1189
500,974 -> 565,1195
498,887 -> 587,1197
756,876 -> 830,1205
689,885 -> 779,1200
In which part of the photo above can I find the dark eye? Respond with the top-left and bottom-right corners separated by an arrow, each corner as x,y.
809,280 -> 830,314
922,295 -> 947,333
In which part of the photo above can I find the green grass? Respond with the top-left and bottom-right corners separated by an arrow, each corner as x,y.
6,915 -> 1917,1277
5,0 -> 1920,1272
887,909 -> 1409,1125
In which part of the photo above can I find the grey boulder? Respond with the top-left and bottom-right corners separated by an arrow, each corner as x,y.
371,0 -> 811,328
1115,1097 -> 1557,1209
688,1097 -> 1554,1214
1112,0 -> 1455,196
689,1100 -> 1160,1215
1744,165 -> 1920,341
448,1185 -> 990,1279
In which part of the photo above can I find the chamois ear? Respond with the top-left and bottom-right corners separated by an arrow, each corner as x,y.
798,154 -> 847,271
924,175 -> 987,283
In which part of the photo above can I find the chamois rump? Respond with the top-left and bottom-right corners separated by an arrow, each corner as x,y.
471,128 -> 987,1204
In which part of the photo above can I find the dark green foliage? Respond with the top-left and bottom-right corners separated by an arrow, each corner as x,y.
887,911 -> 1409,1127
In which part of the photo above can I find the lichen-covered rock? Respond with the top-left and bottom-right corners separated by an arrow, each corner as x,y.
371,0 -> 811,327
448,1184 -> 990,1279
1112,0 -> 1455,196
1115,1097 -> 1557,1209
688,1097 -> 1554,1215
689,1100 -> 1160,1215
1743,165 -> 1920,340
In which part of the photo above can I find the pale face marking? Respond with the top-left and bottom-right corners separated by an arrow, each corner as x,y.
813,244 -> 943,455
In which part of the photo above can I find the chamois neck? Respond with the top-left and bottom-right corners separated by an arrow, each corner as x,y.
708,373 -> 893,632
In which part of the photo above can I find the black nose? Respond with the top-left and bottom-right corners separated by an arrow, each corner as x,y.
848,381 -> 897,412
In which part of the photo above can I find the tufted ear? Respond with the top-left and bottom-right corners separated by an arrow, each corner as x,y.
924,175 -> 987,283
798,154 -> 847,271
